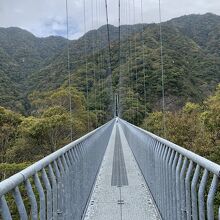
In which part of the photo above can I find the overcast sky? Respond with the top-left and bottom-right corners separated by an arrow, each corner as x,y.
0,0 -> 220,39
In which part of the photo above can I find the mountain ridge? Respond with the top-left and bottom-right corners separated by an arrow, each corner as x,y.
0,13 -> 219,118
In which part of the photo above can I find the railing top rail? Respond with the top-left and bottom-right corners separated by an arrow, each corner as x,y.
120,119 -> 220,177
0,119 -> 114,196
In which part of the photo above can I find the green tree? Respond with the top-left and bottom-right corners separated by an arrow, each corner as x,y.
0,107 -> 22,163
6,86 -> 96,163
142,101 -> 215,157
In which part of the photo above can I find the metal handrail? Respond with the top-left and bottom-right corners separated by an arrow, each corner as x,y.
1,117 -> 219,220
121,119 -> 220,177
0,119 -> 114,220
120,119 -> 220,220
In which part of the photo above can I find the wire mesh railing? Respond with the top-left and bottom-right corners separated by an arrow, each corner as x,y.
0,120 -> 114,220
120,119 -> 220,220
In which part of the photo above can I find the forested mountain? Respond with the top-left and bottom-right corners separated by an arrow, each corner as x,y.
0,27 -> 67,112
0,12 -> 219,185
0,24 -> 141,112
169,13 -> 220,54
0,13 -> 220,118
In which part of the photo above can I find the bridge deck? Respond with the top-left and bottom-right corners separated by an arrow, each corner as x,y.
84,122 -> 161,220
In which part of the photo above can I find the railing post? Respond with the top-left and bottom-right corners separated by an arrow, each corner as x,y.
176,155 -> 183,220
156,144 -> 160,210
65,151 -> 74,219
171,152 -> 179,220
48,164 -> 58,220
180,157 -> 188,220
168,150 -> 175,219
42,168 -> 53,220
25,179 -> 38,220
53,160 -> 63,219
185,160 -> 193,220
207,175 -> 219,220
162,146 -> 168,218
12,187 -> 28,220
62,154 -> 70,219
165,148 -> 172,219
34,173 -> 46,220
57,157 -> 66,219
191,164 -> 200,220
157,143 -> 163,211
0,196 -> 12,220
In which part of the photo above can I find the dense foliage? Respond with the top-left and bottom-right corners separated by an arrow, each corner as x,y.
0,86 -> 96,179
0,13 -> 219,180
142,84 -> 220,164
0,13 -> 220,116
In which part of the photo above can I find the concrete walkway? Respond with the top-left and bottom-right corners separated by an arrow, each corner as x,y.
83,122 -> 161,220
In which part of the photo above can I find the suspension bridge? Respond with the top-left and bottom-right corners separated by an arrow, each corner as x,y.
0,118 -> 220,219
0,0 -> 220,219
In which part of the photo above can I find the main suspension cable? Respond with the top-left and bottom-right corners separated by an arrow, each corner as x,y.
104,0 -> 114,118
91,0 -> 97,126
96,0 -> 101,115
99,0 -> 105,119
96,0 -> 103,119
159,0 -> 166,136
83,0 -> 90,131
128,0 -> 134,123
65,0 -> 73,141
132,0 -> 139,124
125,0 -> 131,120
141,0 -> 147,117
118,0 -> 121,117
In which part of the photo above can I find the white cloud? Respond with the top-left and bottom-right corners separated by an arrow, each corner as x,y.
0,0 -> 220,39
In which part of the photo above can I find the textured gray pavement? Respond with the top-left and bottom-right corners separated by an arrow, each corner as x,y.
83,122 -> 161,220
